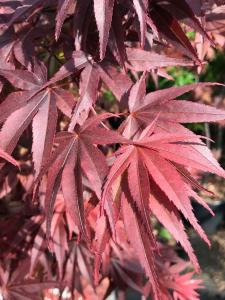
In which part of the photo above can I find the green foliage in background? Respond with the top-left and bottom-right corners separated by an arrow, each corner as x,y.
159,66 -> 198,89
200,51 -> 225,83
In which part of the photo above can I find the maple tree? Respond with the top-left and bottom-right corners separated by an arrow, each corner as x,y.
0,0 -> 225,299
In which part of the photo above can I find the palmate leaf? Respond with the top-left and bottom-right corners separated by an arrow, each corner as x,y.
124,80 -> 225,130
121,80 -> 225,176
0,89 -> 57,176
37,114 -> 127,242
0,53 -> 86,175
101,128 -> 225,296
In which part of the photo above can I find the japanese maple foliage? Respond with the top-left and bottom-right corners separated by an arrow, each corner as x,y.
0,1 -> 225,299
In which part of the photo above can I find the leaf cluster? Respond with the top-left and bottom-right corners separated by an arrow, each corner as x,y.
0,1 -> 225,299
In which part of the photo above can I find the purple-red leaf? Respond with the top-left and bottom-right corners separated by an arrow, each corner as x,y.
94,0 -> 115,60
